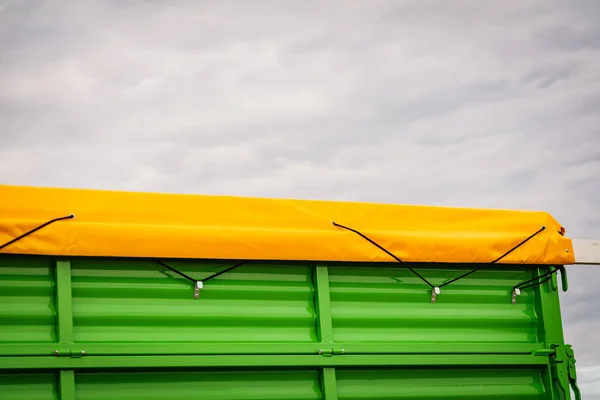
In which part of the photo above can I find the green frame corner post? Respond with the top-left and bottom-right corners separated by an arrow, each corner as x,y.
536,265 -> 572,399
314,264 -> 334,344
536,266 -> 565,345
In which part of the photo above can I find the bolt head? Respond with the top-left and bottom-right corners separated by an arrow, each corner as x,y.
54,350 -> 59,356
566,348 -> 574,356
81,350 -> 86,355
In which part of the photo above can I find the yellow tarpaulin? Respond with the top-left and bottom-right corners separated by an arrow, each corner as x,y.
0,185 -> 575,265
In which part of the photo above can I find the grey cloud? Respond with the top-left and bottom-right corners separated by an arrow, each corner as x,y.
521,64 -> 578,89
573,92 -> 600,118
536,25 -> 600,51
561,266 -> 600,369
578,365 -> 600,398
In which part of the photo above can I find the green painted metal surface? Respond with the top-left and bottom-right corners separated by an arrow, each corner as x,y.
0,373 -> 58,400
329,266 -> 540,344
70,259 -> 315,344
336,368 -> 549,399
0,257 -> 56,343
76,369 -> 321,400
0,255 -> 578,399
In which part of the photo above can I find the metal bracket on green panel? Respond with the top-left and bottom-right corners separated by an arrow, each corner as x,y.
431,286 -> 440,303
512,265 -> 568,304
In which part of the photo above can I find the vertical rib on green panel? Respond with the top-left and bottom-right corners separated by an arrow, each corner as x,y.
55,261 -> 75,400
55,261 -> 73,344
315,265 -> 338,400
59,370 -> 75,400
314,264 -> 333,343
321,368 -> 338,400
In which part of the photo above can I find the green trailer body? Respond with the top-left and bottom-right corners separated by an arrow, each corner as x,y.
0,257 -> 579,399
0,185 -> 581,399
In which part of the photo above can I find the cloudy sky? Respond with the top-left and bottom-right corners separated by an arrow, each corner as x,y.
1,0 -> 599,396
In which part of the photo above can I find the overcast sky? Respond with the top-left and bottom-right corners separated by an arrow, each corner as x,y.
1,0 -> 599,396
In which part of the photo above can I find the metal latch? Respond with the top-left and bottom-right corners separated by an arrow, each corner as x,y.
53,349 -> 86,358
537,344 -> 581,400
318,348 -> 345,357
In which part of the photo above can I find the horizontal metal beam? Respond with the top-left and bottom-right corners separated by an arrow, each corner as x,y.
0,354 -> 550,370
0,342 -> 542,357
573,239 -> 600,265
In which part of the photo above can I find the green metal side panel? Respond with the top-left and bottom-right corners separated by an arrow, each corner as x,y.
0,255 -> 576,399
329,265 -> 538,344
0,257 -> 56,343
0,373 -> 58,400
75,369 -> 321,400
70,259 -> 315,343
336,368 -> 548,399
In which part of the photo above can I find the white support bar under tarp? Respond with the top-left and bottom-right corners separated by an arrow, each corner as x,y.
573,239 -> 600,265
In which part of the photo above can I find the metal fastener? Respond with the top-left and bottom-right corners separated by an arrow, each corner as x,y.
54,350 -> 59,356
81,350 -> 86,356
431,287 -> 440,303
193,281 -> 203,299
318,349 -> 323,355
512,288 -> 521,304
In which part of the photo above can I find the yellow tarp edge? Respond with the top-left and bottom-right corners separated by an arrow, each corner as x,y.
0,185 -> 575,265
